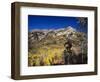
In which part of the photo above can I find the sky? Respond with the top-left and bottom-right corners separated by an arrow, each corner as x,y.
28,15 -> 88,33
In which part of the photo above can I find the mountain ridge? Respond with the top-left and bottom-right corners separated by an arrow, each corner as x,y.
28,26 -> 87,66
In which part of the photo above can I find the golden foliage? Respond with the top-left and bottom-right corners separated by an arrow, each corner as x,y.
28,45 -> 65,66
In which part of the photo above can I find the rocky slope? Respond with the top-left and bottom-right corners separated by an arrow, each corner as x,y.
28,26 -> 87,66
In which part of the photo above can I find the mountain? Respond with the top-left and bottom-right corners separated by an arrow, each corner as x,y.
28,26 -> 87,66
55,26 -> 76,36
28,26 -> 87,49
29,26 -> 75,40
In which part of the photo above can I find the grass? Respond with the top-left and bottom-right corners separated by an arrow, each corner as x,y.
28,44 -> 65,66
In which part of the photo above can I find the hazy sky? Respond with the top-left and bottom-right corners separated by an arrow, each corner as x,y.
28,15 -> 88,33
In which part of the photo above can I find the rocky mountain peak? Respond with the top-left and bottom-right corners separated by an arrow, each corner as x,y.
65,26 -> 76,32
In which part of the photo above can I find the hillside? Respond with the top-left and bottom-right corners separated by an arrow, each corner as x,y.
28,26 -> 87,66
